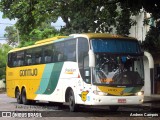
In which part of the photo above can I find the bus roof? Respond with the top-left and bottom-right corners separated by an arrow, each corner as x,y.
70,33 -> 137,40
9,33 -> 137,53
9,36 -> 70,53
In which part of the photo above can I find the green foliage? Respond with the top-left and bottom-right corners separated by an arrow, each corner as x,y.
116,2 -> 137,36
142,24 -> 160,53
4,22 -> 60,47
1,0 -> 160,48
19,40 -> 35,48
29,26 -> 59,41
19,23 -> 59,47
57,0 -> 119,34
4,26 -> 18,46
0,0 -> 118,35
0,44 -> 12,79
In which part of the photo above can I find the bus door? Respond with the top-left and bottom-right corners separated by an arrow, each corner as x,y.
77,37 -> 90,90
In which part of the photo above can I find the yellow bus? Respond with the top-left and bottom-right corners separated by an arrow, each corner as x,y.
6,33 -> 144,112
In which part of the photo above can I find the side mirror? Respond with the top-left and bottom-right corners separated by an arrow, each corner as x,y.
88,50 -> 95,68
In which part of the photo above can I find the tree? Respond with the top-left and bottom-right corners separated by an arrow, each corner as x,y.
0,44 -> 12,79
4,26 -> 18,46
142,21 -> 160,53
0,0 -> 119,35
4,22 -> 59,47
29,22 -> 59,40
1,0 -> 160,36
19,22 -> 59,47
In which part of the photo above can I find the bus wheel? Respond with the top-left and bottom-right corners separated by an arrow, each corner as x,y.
21,88 -> 30,105
15,88 -> 22,104
68,90 -> 78,112
109,106 -> 119,111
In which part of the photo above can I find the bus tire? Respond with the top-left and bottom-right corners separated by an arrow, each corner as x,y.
21,88 -> 30,105
68,90 -> 78,112
109,105 -> 119,111
15,88 -> 22,104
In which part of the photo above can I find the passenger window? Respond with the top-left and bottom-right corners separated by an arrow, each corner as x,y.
44,45 -> 53,63
55,42 -> 65,62
64,39 -> 76,62
33,48 -> 42,64
17,51 -> 24,66
8,52 -> 17,67
25,49 -> 33,65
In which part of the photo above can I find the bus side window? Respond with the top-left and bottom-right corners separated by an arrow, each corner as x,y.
52,44 -> 58,62
55,42 -> 65,62
33,48 -> 42,64
64,39 -> 76,62
8,53 -> 16,67
17,51 -> 24,66
44,45 -> 53,63
11,52 -> 17,67
25,49 -> 33,65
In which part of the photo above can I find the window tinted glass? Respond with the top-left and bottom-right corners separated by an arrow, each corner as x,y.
78,37 -> 90,83
8,53 -> 16,67
25,49 -> 33,65
55,42 -> 65,62
64,39 -> 76,62
17,51 -> 24,66
54,39 -> 76,62
33,48 -> 43,64
7,39 -> 77,67
44,45 -> 53,63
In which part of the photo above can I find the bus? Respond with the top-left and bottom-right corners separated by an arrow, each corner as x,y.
6,33 -> 144,112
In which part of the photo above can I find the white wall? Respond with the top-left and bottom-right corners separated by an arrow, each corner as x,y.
129,12 -> 150,42
143,57 -> 151,96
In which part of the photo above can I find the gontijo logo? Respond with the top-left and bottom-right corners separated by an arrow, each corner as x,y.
65,68 -> 76,74
20,68 -> 38,76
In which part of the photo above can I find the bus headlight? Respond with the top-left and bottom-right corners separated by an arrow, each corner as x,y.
93,90 -> 108,96
136,91 -> 144,96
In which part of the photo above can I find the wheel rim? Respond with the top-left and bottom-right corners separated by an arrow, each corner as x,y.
69,91 -> 75,111
22,90 -> 26,103
16,91 -> 21,102
69,96 -> 74,108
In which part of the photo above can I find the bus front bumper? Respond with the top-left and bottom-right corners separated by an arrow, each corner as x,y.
85,95 -> 144,105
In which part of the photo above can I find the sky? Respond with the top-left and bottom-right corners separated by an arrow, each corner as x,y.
0,12 -> 17,44
0,12 -> 65,44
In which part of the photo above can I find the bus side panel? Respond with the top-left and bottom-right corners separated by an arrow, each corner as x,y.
6,79 -> 15,98
35,62 -> 81,103
6,67 -> 19,98
6,64 -> 45,100
35,62 -> 64,102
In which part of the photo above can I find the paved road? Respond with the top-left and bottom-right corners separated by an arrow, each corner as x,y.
0,94 -> 160,120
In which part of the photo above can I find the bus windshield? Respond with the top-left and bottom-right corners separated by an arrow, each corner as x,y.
91,39 -> 144,86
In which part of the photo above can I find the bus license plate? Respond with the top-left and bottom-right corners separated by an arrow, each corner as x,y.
118,99 -> 126,103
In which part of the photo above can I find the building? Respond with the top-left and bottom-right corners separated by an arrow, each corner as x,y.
129,11 -> 160,101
